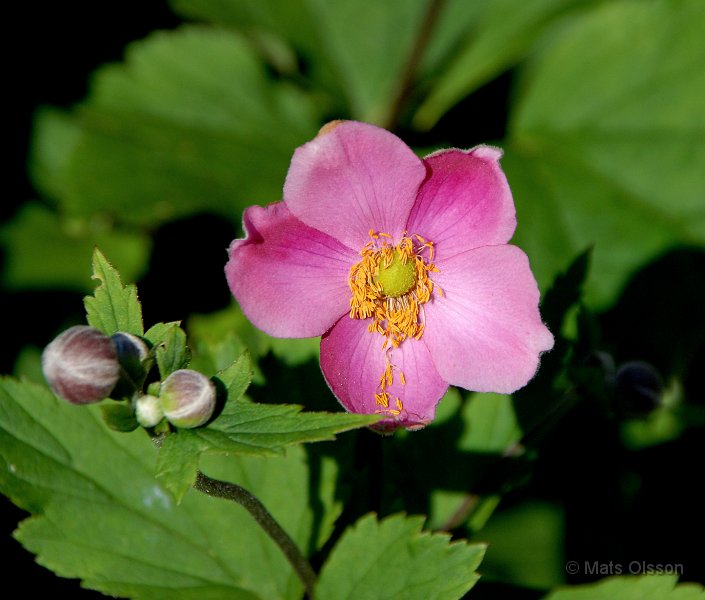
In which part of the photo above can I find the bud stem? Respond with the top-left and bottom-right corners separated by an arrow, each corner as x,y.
194,471 -> 317,598
150,431 -> 317,596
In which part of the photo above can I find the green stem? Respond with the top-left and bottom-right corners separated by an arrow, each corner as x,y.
383,0 -> 446,131
194,471 -> 317,599
150,433 -> 316,597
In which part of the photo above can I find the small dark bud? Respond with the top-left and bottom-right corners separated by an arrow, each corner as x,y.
613,360 -> 663,418
42,325 -> 120,405
111,332 -> 150,383
160,369 -> 216,428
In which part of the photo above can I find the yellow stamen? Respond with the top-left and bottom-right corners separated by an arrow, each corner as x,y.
374,391 -> 390,408
348,231 -> 440,417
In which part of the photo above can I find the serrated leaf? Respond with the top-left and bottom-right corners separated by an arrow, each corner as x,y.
154,401 -> 380,501
213,352 -> 253,400
42,26 -> 319,226
207,402 -> 381,454
317,513 -> 486,600
146,322 -> 190,379
544,575 -> 705,600
84,248 -> 144,336
504,0 -> 705,305
145,321 -> 182,345
145,322 -> 191,380
0,376 -> 342,599
0,202 -> 150,292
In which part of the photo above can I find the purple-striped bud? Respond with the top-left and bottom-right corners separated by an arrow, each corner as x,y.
42,325 -> 120,405
160,369 -> 216,428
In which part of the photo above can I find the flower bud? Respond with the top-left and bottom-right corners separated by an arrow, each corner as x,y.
135,394 -> 164,428
42,325 -> 119,404
160,369 -> 216,428
613,360 -> 663,418
111,332 -> 150,383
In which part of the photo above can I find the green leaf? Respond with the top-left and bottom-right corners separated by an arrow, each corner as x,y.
42,26 -> 320,226
170,0 -> 595,129
505,0 -> 705,305
544,575 -> 705,600
156,430 -> 202,502
145,322 -> 190,379
428,391 -> 521,531
0,202 -> 149,292
294,0 -> 428,124
207,401 -> 381,455
414,0 -> 590,129
170,0 -> 489,126
154,401 -> 380,501
84,248 -> 144,336
317,513 -> 486,600
213,352 -> 254,400
0,376 -> 342,599
171,0 -> 424,124
458,392 -> 522,453
478,501 -> 565,590
101,401 -> 140,432
29,107 -> 83,201
145,321 -> 182,345
189,303 -> 320,371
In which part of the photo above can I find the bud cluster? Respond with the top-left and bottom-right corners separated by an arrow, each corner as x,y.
42,326 -> 216,430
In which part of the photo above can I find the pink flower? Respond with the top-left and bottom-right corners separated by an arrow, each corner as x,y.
225,121 -> 553,431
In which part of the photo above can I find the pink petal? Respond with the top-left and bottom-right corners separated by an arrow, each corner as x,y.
284,121 -> 427,250
320,316 -> 448,431
405,147 -> 516,258
423,245 -> 554,393
225,202 -> 356,338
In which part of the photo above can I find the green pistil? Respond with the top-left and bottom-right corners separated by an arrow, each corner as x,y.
375,254 -> 416,298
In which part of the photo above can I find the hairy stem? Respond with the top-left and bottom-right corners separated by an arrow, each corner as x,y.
383,0 -> 446,131
193,471 -> 317,598
150,433 -> 316,597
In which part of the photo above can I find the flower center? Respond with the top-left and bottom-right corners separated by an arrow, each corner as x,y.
347,230 -> 441,419
374,254 -> 416,298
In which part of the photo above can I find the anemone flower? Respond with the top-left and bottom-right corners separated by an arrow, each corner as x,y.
226,121 -> 553,431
